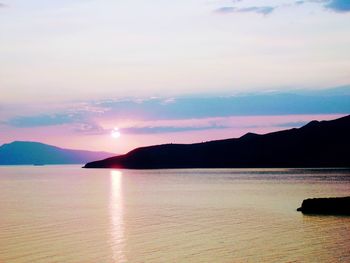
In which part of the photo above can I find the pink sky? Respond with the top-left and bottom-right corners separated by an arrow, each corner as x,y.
1,1 -> 349,154
0,114 -> 346,154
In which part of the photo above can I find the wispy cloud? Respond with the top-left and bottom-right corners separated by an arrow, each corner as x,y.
73,122 -> 107,135
215,0 -> 350,15
275,121 -> 308,128
5,111 -> 110,135
215,7 -> 236,14
122,125 -> 228,134
119,114 -> 345,135
322,0 -> 350,12
296,0 -> 350,12
6,113 -> 82,128
98,91 -> 350,120
215,6 -> 275,15
3,87 -> 350,136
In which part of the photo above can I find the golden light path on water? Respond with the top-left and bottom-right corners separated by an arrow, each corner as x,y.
0,167 -> 349,262
109,170 -> 126,262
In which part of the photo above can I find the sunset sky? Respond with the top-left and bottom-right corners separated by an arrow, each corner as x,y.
1,0 -> 350,153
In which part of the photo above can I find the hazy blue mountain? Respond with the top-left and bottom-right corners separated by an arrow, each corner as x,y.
84,115 -> 350,169
0,141 -> 115,165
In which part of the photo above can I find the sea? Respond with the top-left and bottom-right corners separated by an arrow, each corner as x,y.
0,166 -> 349,262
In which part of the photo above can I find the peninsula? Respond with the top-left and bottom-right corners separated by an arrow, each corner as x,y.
84,115 -> 350,169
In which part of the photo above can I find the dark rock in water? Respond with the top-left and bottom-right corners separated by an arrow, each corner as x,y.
297,197 -> 350,215
84,115 -> 350,169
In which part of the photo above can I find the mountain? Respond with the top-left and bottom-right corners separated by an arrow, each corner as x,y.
0,141 -> 115,165
84,115 -> 350,169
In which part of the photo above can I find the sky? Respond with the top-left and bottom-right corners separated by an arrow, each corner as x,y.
0,0 -> 350,153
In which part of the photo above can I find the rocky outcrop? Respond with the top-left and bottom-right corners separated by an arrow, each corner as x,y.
297,197 -> 350,215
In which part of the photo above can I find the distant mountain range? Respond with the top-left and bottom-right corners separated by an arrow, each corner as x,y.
84,115 -> 350,169
0,141 -> 115,165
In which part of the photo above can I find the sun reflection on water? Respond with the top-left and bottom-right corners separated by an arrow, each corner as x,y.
109,170 -> 126,262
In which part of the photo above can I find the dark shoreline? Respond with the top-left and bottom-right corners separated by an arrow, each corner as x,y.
84,115 -> 350,169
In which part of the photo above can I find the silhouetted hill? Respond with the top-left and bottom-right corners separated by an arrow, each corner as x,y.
0,141 -> 115,165
84,115 -> 350,169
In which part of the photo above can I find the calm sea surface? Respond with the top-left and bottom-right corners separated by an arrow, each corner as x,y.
0,166 -> 349,262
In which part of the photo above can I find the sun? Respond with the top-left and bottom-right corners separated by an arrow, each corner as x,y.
111,127 -> 121,139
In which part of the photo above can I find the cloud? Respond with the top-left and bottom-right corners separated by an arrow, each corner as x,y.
238,6 -> 275,15
73,122 -> 107,135
4,87 -> 350,135
4,101 -> 111,128
160,98 -> 176,105
119,114 -> 346,135
275,121 -> 308,128
294,0 -> 350,12
325,0 -> 350,12
215,7 -> 236,14
6,113 -> 82,127
100,91 -> 350,120
215,6 -> 275,15
122,125 -> 228,134
5,111 -> 110,135
215,0 -> 350,15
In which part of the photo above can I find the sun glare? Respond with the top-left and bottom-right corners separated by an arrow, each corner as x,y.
111,128 -> 121,139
